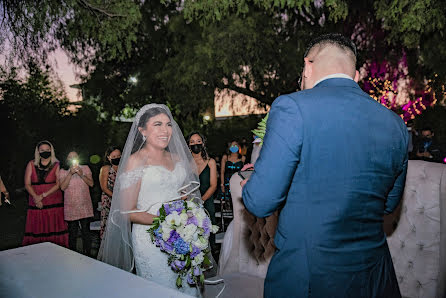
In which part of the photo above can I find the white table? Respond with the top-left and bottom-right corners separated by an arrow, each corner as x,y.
0,242 -> 193,298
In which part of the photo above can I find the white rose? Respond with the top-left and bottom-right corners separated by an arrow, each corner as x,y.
191,252 -> 204,267
211,225 -> 219,234
187,201 -> 197,209
160,221 -> 172,241
180,212 -> 188,225
194,209 -> 207,224
193,236 -> 208,250
176,226 -> 184,236
180,224 -> 197,242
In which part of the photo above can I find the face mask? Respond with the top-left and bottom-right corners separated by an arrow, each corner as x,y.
190,144 -> 203,154
110,157 -> 121,166
229,145 -> 239,153
39,151 -> 51,159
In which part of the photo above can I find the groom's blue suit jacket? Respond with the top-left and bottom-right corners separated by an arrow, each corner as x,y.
243,78 -> 408,298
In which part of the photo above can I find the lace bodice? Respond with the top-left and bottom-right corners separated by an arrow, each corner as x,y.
118,162 -> 187,214
137,163 -> 186,213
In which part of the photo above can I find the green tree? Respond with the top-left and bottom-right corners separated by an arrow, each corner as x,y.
180,0 -> 446,83
0,0 -> 142,66
0,62 -> 69,188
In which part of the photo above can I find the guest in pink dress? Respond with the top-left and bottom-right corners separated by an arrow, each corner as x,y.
60,151 -> 94,256
23,141 -> 68,247
99,146 -> 121,240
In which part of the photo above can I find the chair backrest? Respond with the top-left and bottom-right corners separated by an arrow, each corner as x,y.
218,172 -> 277,278
386,160 -> 446,298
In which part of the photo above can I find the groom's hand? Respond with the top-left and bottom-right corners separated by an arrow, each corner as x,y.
241,164 -> 254,171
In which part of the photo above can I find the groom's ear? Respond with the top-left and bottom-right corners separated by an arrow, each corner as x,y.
354,70 -> 359,82
303,57 -> 313,79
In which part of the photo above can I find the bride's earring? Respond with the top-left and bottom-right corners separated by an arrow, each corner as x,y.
142,135 -> 147,142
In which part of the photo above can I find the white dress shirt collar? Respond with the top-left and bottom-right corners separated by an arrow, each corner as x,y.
314,73 -> 353,87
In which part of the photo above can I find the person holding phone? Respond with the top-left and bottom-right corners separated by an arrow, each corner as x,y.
59,151 -> 94,256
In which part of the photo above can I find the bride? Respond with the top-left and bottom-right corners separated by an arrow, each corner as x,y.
98,104 -> 203,296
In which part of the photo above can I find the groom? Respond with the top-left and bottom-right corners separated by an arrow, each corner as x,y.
242,33 -> 408,298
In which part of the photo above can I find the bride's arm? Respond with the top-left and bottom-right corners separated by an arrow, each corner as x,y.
121,155 -> 157,225
129,212 -> 156,225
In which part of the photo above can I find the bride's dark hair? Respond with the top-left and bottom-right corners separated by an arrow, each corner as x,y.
131,107 -> 171,154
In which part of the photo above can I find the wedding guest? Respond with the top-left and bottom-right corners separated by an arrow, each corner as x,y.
0,175 -> 10,206
240,137 -> 248,156
406,120 -> 417,159
23,140 -> 68,247
415,127 -> 444,163
59,151 -> 94,256
99,146 -> 121,240
187,132 -> 218,249
220,140 -> 245,218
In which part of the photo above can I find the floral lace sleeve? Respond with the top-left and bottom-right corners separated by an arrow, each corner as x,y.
116,167 -> 144,190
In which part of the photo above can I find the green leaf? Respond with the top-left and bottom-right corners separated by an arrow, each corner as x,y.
176,276 -> 183,288
203,255 -> 211,266
200,273 -> 205,285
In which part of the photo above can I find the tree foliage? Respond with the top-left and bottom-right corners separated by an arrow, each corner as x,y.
0,62 -> 129,191
2,0 -> 446,143
0,0 -> 142,66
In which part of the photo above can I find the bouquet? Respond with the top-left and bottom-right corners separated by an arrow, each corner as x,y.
148,199 -> 219,288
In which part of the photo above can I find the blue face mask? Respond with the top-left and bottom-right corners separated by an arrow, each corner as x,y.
229,145 -> 239,153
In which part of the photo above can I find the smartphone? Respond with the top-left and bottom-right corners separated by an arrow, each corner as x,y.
71,159 -> 79,167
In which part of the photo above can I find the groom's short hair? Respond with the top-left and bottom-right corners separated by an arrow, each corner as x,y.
304,33 -> 357,65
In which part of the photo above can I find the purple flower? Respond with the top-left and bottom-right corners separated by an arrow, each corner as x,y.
193,266 -> 201,276
173,201 -> 184,213
155,238 -> 163,248
171,260 -> 186,272
162,241 -> 174,253
190,245 -> 201,258
154,227 -> 162,239
202,217 -> 211,236
187,216 -> 198,226
187,272 -> 196,285
168,230 -> 180,244
173,237 -> 189,255
163,203 -> 171,215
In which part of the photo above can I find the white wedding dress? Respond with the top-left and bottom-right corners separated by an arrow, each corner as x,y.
130,162 -> 199,297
